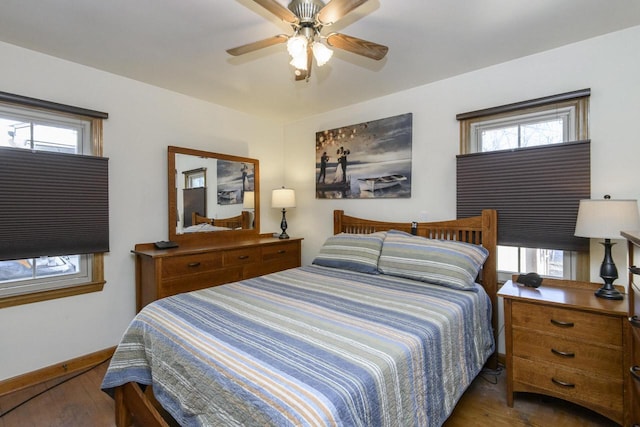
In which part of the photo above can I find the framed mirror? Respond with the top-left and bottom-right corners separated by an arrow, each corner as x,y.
168,146 -> 260,244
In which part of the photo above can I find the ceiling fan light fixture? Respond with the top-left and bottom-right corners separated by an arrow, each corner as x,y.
228,0 -> 388,81
312,41 -> 333,66
286,35 -> 308,58
290,50 -> 308,70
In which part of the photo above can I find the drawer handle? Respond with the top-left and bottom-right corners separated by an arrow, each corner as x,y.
630,265 -> 640,275
551,348 -> 575,358
187,262 -> 201,268
550,319 -> 574,328
237,255 -> 249,260
631,366 -> 640,383
630,315 -> 640,328
551,377 -> 575,388
277,250 -> 286,254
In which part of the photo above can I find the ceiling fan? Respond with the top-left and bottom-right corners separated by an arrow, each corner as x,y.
227,0 -> 388,81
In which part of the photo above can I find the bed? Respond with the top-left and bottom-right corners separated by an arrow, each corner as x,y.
189,211 -> 251,230
102,209 -> 497,426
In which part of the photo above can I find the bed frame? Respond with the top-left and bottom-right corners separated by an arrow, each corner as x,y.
113,209 -> 498,427
191,211 -> 251,229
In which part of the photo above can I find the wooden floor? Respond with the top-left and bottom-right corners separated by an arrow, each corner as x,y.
0,361 -> 620,426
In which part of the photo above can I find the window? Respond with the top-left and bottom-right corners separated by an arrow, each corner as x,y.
184,167 -> 207,189
0,92 -> 108,308
457,89 -> 590,282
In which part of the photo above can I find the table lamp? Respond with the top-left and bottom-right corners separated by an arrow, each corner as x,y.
272,187 -> 296,239
242,191 -> 255,209
574,195 -> 640,300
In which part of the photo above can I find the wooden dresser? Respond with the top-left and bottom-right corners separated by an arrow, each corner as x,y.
622,231 -> 640,427
133,237 -> 302,312
499,278 -> 629,425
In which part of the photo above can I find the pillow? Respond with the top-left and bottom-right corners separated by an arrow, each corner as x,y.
378,233 -> 489,291
312,232 -> 386,274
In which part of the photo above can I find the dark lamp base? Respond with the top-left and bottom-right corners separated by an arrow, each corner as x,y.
278,208 -> 290,239
594,239 -> 623,300
594,286 -> 623,300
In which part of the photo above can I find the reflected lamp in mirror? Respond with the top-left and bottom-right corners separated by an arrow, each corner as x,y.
272,187 -> 296,239
243,191 -> 255,209
574,195 -> 640,300
243,191 -> 255,228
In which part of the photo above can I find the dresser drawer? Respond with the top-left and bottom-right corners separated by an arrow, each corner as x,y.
159,268 -> 243,298
223,247 -> 260,266
161,252 -> 223,277
512,329 -> 622,378
511,301 -> 622,346
513,356 -> 624,415
261,241 -> 300,262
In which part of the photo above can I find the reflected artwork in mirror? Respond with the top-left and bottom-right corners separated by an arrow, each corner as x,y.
168,146 -> 260,244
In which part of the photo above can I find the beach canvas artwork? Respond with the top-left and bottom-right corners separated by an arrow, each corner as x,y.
315,113 -> 412,199
217,159 -> 254,205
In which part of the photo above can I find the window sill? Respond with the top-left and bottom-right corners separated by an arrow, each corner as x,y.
0,280 -> 105,309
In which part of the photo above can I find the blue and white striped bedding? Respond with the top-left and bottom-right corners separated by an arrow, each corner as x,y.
102,265 -> 494,426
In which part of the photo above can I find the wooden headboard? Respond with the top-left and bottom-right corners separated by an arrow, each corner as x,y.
333,209 -> 498,368
191,211 -> 251,229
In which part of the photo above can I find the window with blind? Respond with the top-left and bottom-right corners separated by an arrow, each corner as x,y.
0,92 -> 109,308
456,89 -> 590,281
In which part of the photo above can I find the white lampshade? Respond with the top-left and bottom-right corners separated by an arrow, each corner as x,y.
287,35 -> 307,58
574,198 -> 640,239
289,51 -> 308,71
272,188 -> 296,209
312,42 -> 333,66
243,191 -> 255,209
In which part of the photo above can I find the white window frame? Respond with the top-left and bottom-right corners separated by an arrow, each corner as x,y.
470,106 -> 576,152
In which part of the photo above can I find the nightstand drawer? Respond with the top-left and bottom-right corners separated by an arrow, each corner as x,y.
512,329 -> 622,378
513,357 -> 624,415
161,252 -> 223,277
511,301 -> 622,346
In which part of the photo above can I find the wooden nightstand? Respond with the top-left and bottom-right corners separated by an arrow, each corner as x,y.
622,231 -> 640,427
498,278 -> 629,425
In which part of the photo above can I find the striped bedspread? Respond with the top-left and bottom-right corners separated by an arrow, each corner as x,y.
101,265 -> 494,426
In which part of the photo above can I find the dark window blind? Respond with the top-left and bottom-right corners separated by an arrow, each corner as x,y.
457,140 -> 590,252
0,147 -> 109,261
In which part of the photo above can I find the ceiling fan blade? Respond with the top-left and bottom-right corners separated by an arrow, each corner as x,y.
253,0 -> 299,24
317,0 -> 369,25
226,34 -> 288,56
326,33 -> 388,60
294,44 -> 313,82
306,43 -> 313,77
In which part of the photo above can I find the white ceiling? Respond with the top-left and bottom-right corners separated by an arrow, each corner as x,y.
1,1 -> 639,122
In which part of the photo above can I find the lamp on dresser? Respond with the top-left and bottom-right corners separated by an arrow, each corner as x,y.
574,195 -> 640,300
272,187 -> 296,239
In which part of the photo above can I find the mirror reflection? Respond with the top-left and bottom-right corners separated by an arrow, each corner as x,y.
168,147 -> 259,242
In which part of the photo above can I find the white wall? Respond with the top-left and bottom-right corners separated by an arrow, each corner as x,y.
282,26 -> 640,353
0,41 -> 285,380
